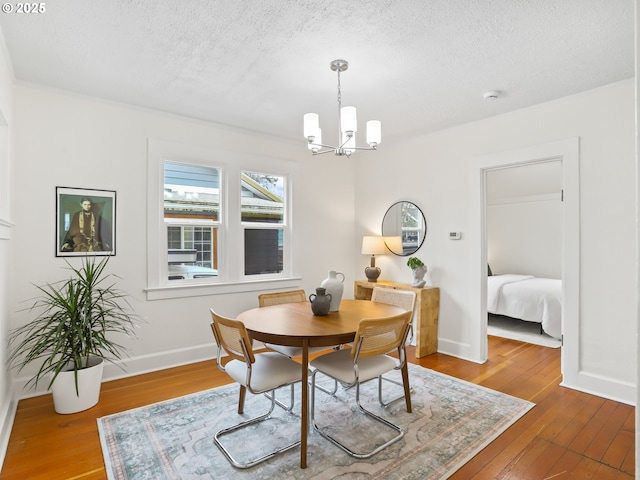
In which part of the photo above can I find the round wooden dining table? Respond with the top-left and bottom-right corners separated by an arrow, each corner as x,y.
237,299 -> 407,469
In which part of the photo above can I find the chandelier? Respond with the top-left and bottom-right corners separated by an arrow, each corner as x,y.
303,59 -> 381,156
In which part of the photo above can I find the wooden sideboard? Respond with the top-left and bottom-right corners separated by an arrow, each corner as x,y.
354,280 -> 440,358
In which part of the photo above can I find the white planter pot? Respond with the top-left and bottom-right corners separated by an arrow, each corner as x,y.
411,265 -> 428,287
51,356 -> 104,414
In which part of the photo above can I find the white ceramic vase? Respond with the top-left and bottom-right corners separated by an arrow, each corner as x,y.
320,270 -> 345,311
51,356 -> 104,414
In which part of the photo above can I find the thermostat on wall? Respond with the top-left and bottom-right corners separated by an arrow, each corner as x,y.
449,232 -> 462,240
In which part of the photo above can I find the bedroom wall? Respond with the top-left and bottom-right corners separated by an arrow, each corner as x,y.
354,79 -> 637,404
487,200 -> 562,278
7,84 -> 357,396
486,162 -> 563,279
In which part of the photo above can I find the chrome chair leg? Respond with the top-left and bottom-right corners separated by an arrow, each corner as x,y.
263,383 -> 295,412
311,369 -> 338,396
378,374 -> 414,408
310,371 -> 404,459
215,388 -> 300,469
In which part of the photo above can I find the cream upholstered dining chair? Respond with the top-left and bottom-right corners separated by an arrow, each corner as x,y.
210,310 -> 301,469
258,289 -> 339,396
309,310 -> 413,459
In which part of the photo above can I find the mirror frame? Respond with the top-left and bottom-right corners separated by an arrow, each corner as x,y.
381,201 -> 427,256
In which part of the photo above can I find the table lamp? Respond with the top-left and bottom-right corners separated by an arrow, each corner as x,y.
361,236 -> 386,282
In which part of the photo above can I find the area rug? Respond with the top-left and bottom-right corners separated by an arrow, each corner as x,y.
97,363 -> 534,480
488,314 -> 561,348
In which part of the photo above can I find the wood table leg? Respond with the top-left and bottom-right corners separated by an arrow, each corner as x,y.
401,361 -> 412,413
300,339 -> 309,468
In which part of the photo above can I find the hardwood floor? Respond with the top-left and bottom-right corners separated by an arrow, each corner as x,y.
1,336 -> 635,479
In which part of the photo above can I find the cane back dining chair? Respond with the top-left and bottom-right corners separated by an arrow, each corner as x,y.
309,310 -> 413,459
370,287 -> 417,406
258,289 -> 336,357
258,289 -> 339,396
371,287 -> 416,343
210,310 -> 301,469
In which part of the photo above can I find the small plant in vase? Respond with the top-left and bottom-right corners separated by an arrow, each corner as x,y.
407,257 -> 427,287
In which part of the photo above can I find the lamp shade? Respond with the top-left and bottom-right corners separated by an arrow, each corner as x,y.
308,128 -> 321,151
366,120 -> 381,146
361,236 -> 386,255
340,106 -> 357,134
303,113 -> 319,138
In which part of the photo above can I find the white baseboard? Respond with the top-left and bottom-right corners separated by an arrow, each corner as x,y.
102,342 -> 217,382
435,339 -> 636,406
436,338 -> 485,364
12,342 -> 218,400
561,371 -> 636,406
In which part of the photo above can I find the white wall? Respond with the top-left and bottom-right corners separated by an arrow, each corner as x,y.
486,161 -> 563,278
355,79 -> 637,403
7,84 -> 357,394
634,2 -> 639,475
0,37 -> 14,468
487,200 -> 562,278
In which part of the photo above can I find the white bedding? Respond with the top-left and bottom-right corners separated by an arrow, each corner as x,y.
487,274 -> 562,339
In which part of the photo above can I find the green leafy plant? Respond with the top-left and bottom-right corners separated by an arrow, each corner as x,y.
8,256 -> 138,394
406,257 -> 425,269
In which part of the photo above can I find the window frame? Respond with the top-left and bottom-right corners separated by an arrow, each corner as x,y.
146,139 -> 300,300
240,169 -> 287,279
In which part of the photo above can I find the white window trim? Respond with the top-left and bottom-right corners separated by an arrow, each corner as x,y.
240,168 -> 287,280
146,138 -> 299,300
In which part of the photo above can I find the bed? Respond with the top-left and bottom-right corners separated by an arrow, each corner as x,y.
487,274 -> 562,339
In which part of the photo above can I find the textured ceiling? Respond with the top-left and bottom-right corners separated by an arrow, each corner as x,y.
0,0 -> 634,146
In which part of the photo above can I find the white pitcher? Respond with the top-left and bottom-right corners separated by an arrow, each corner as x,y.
320,270 -> 345,312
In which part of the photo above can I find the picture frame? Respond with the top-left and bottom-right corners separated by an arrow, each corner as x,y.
56,186 -> 116,257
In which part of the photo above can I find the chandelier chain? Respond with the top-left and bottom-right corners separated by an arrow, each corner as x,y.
337,68 -> 342,107
336,68 -> 342,143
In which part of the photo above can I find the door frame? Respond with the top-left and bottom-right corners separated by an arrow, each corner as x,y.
468,138 -> 579,384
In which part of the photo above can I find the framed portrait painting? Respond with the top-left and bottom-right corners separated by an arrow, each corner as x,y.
56,187 -> 116,257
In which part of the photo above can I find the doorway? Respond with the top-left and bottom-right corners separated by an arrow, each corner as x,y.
485,161 -> 563,348
468,138 -> 579,385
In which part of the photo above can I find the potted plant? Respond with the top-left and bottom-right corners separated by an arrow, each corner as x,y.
407,257 -> 427,287
8,256 -> 138,414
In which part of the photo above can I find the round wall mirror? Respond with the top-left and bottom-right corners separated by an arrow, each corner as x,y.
381,201 -> 427,256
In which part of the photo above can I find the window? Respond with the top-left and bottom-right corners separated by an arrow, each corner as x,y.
241,172 -> 285,275
164,162 -> 220,281
401,202 -> 423,254
147,139 -> 298,299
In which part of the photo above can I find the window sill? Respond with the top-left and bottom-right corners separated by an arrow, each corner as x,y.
145,276 -> 303,301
